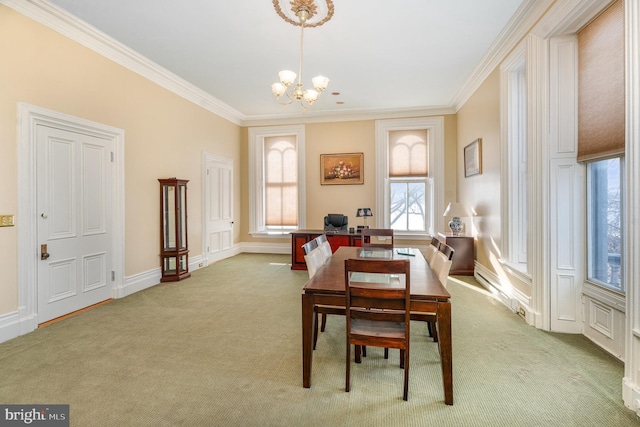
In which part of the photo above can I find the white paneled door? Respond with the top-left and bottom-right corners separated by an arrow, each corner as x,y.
36,125 -> 113,323
205,156 -> 233,263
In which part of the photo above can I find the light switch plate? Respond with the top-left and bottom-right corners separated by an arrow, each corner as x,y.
0,215 -> 15,227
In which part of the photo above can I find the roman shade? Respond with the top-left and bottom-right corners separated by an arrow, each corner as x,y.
577,0 -> 625,162
265,135 -> 298,226
388,129 -> 428,177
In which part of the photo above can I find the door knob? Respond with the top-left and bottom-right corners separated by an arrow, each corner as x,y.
40,244 -> 50,260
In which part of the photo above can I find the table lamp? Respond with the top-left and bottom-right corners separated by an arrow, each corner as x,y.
443,202 -> 468,236
356,208 -> 373,229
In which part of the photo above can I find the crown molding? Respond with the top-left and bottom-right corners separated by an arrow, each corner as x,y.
450,0 -> 554,112
1,0 -> 246,125
242,105 -> 456,127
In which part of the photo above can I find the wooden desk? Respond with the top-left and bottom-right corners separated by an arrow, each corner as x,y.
290,230 -> 363,270
301,246 -> 454,405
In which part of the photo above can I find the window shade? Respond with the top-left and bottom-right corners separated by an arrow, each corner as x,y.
264,135 -> 298,226
577,0 -> 625,162
388,129 -> 428,177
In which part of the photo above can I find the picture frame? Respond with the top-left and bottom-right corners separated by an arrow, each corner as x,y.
320,153 -> 364,185
464,138 -> 482,177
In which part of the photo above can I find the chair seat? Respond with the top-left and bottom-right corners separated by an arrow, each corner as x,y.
351,319 -> 406,342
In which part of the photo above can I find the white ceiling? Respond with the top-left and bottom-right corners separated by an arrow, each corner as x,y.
44,0 -> 526,121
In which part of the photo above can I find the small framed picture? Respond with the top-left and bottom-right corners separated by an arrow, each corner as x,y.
464,138 -> 482,177
320,153 -> 364,185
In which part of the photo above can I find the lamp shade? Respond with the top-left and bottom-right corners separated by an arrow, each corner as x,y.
443,202 -> 468,218
356,208 -> 373,217
278,70 -> 297,86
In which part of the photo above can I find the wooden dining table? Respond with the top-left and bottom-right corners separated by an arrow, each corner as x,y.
301,246 -> 454,405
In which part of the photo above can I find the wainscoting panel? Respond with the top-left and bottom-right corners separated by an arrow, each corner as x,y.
583,294 -> 625,360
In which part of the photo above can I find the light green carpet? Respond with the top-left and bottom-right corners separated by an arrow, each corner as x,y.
0,253 -> 637,426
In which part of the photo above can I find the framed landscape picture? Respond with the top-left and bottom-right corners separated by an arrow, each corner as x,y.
464,138 -> 482,177
320,153 -> 364,185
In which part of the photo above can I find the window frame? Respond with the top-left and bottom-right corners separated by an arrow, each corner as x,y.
248,125 -> 306,236
375,117 -> 445,239
585,156 -> 625,294
500,43 -> 530,278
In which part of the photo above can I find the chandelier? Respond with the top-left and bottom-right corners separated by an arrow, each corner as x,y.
271,0 -> 334,110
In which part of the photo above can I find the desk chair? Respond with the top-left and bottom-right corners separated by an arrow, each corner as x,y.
324,213 -> 348,231
345,258 -> 411,401
361,228 -> 394,249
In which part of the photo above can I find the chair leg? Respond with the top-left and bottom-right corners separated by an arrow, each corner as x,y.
362,345 -> 367,357
346,343 -> 351,392
384,348 -> 389,359
320,313 -> 328,332
427,321 -> 434,337
430,321 -> 439,343
355,345 -> 362,364
403,348 -> 409,401
399,349 -> 405,369
313,308 -> 319,350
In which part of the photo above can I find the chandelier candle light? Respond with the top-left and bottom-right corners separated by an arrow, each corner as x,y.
271,0 -> 333,110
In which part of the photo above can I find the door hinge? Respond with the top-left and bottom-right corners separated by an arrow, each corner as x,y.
111,271 -> 115,281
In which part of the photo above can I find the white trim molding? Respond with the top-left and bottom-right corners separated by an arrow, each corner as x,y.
623,0 -> 640,414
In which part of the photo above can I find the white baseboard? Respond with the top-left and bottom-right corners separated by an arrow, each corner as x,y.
474,262 -> 533,324
0,309 -> 37,343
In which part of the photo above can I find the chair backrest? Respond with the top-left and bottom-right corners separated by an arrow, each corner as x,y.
318,241 -> 333,263
314,234 -> 332,260
344,258 -> 411,322
324,214 -> 348,231
361,228 -> 394,249
424,238 -> 440,266
439,243 -> 455,261
301,239 -> 318,255
315,234 -> 328,245
304,247 -> 326,278
430,251 -> 452,286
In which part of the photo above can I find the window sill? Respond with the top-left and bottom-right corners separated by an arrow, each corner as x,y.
582,281 -> 625,312
249,231 -> 292,239
499,259 -> 532,286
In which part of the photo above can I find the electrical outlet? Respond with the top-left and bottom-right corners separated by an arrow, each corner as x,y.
198,262 -> 204,268
0,215 -> 15,227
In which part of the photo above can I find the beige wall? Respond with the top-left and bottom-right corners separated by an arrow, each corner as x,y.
456,69 -> 502,275
0,6 -> 242,315
240,116 -> 458,245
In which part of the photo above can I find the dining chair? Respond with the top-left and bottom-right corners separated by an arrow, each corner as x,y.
361,228 -> 394,249
344,258 -> 411,401
412,249 -> 454,343
438,243 -> 455,261
310,234 -> 343,350
424,236 -> 441,266
304,246 -> 326,279
301,239 -> 318,256
314,234 -> 333,263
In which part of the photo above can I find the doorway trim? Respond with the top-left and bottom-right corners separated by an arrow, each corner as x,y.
16,103 -> 125,335
201,151 -> 237,266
